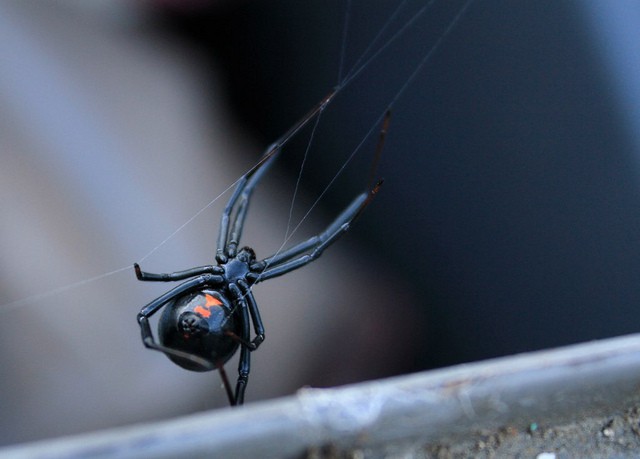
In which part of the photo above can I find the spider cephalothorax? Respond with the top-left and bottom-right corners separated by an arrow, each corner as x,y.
134,90 -> 389,405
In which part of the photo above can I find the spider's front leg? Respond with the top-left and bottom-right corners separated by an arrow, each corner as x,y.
216,89 -> 337,264
216,149 -> 280,263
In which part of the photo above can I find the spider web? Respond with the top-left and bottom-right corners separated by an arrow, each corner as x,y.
0,0 -> 475,313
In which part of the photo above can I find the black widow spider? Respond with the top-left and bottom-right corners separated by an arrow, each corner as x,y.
134,89 -> 390,405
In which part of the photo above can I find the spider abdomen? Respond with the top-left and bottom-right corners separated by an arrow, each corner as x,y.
158,289 -> 239,372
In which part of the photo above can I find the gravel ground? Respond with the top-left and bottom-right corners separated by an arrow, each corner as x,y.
306,404 -> 640,459
422,404 -> 640,458
305,406 -> 640,459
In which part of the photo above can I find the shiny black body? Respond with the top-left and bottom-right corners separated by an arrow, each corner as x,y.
157,289 -> 239,371
134,92 -> 388,405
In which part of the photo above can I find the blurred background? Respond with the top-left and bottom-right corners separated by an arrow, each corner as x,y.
2,0 -> 640,447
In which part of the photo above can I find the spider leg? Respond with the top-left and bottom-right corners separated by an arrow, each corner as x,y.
137,274 -> 223,370
250,110 -> 390,282
225,150 -> 279,259
237,279 -> 265,349
216,89 -> 337,263
252,181 -> 382,283
233,347 -> 250,406
216,147 -> 279,263
228,283 -> 252,405
134,263 -> 223,282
